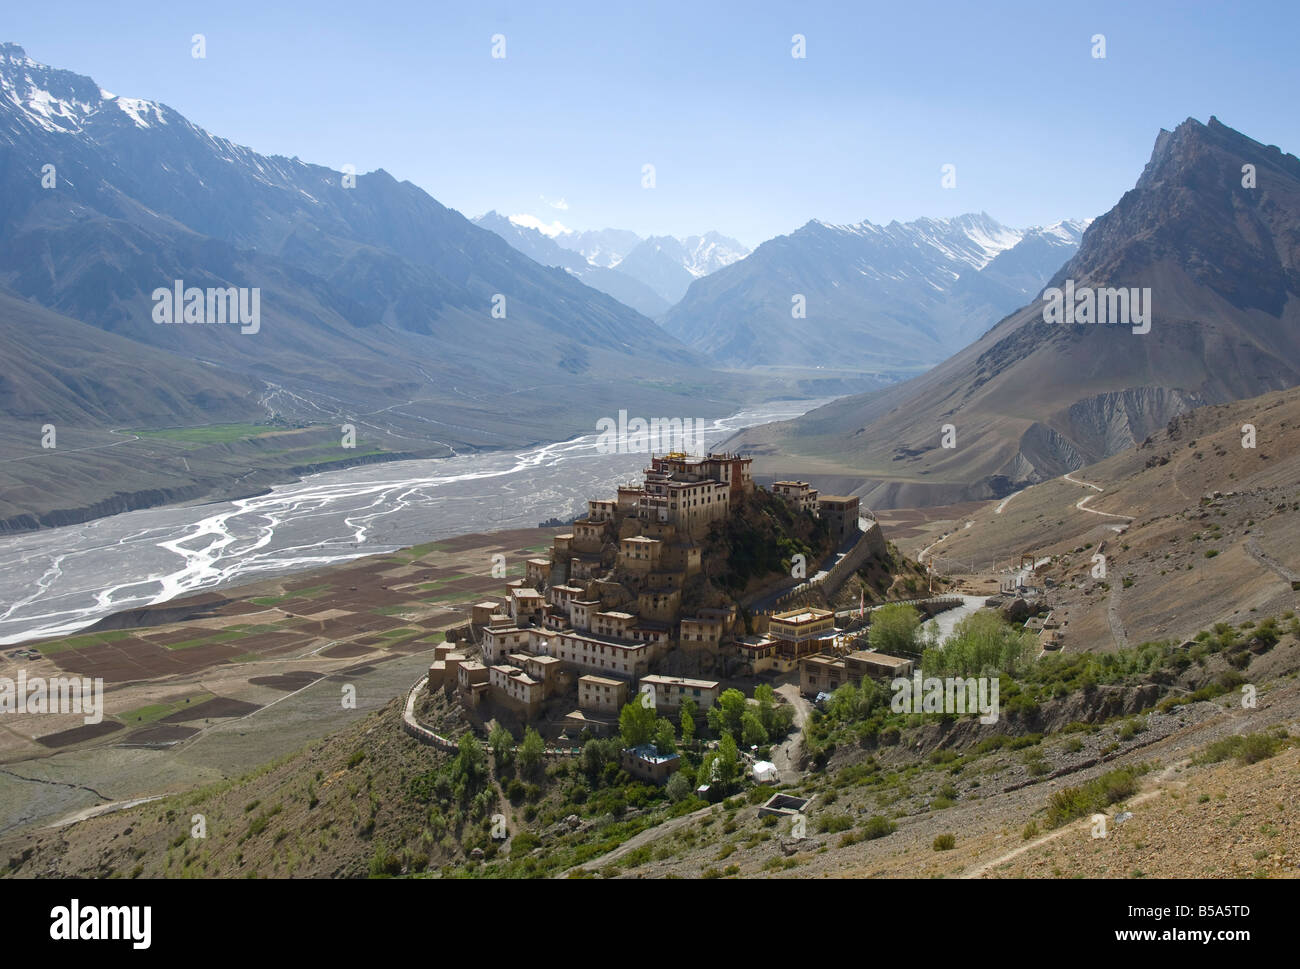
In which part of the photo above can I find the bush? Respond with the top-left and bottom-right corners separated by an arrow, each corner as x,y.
932,834 -> 956,851
816,813 -> 854,834
665,771 -> 692,803
1194,732 -> 1286,766
1044,767 -> 1143,828
861,815 -> 897,840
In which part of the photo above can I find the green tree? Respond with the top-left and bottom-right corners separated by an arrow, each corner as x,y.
679,697 -> 697,745
453,734 -> 488,795
707,688 -> 747,738
716,733 -> 740,784
741,710 -> 768,749
488,724 -> 514,767
868,603 -> 922,654
653,718 -> 677,755
921,611 -> 1036,677
665,770 -> 692,803
619,698 -> 657,748
518,726 -> 545,778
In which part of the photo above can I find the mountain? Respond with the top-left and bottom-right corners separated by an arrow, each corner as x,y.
548,227 -> 750,308
0,287 -> 259,426
661,213 -> 1085,371
0,43 -> 760,527
553,226 -> 643,268
0,47 -> 737,433
727,118 -> 1300,509
472,212 -> 670,317
607,232 -> 748,306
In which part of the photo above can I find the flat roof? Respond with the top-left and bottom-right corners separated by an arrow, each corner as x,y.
641,675 -> 719,689
772,608 -> 834,623
473,600 -> 502,609
802,653 -> 845,668
846,650 -> 912,667
579,674 -> 626,687
561,630 -> 651,651
818,495 -> 859,504
596,611 -> 636,620
624,744 -> 679,764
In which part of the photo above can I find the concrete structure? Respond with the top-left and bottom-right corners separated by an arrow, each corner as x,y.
578,674 -> 628,714
650,452 -> 753,499
818,495 -> 861,543
734,635 -> 778,675
844,649 -> 914,680
800,653 -> 847,696
638,674 -> 720,714
471,601 -> 504,626
553,630 -> 659,679
772,480 -> 819,515
621,744 -> 681,784
489,664 -> 544,717
769,607 -> 837,660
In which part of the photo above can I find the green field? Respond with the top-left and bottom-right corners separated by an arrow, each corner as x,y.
34,630 -> 131,656
118,692 -> 215,724
130,423 -> 292,444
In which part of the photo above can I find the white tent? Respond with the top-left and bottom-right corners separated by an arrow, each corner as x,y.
752,761 -> 778,784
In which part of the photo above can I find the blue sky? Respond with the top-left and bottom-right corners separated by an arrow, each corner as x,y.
9,0 -> 1299,247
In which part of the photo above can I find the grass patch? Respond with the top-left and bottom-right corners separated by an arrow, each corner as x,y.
118,692 -> 214,724
1044,766 -> 1148,828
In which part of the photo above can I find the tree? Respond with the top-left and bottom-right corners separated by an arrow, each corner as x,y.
653,718 -> 677,755
743,712 -> 769,749
582,738 -> 610,778
488,724 -> 514,767
665,770 -> 692,803
518,726 -> 545,778
868,603 -> 922,654
716,733 -> 740,784
453,734 -> 488,794
619,698 -> 656,748
741,710 -> 768,750
921,611 -> 1036,677
707,688 -> 747,738
679,697 -> 697,745
754,684 -> 778,734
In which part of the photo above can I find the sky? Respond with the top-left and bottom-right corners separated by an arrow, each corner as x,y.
7,0 -> 1299,248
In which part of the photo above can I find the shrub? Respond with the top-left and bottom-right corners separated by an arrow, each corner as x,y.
1044,767 -> 1143,828
861,815 -> 897,840
816,813 -> 854,834
933,834 -> 956,851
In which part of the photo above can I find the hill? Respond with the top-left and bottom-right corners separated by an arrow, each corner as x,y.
728,118 -> 1300,508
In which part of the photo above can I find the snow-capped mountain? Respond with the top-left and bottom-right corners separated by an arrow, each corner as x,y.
473,212 -> 671,317
0,43 -> 717,453
553,227 -> 642,268
659,212 -> 1087,370
498,218 -> 750,308
726,117 -> 1300,508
